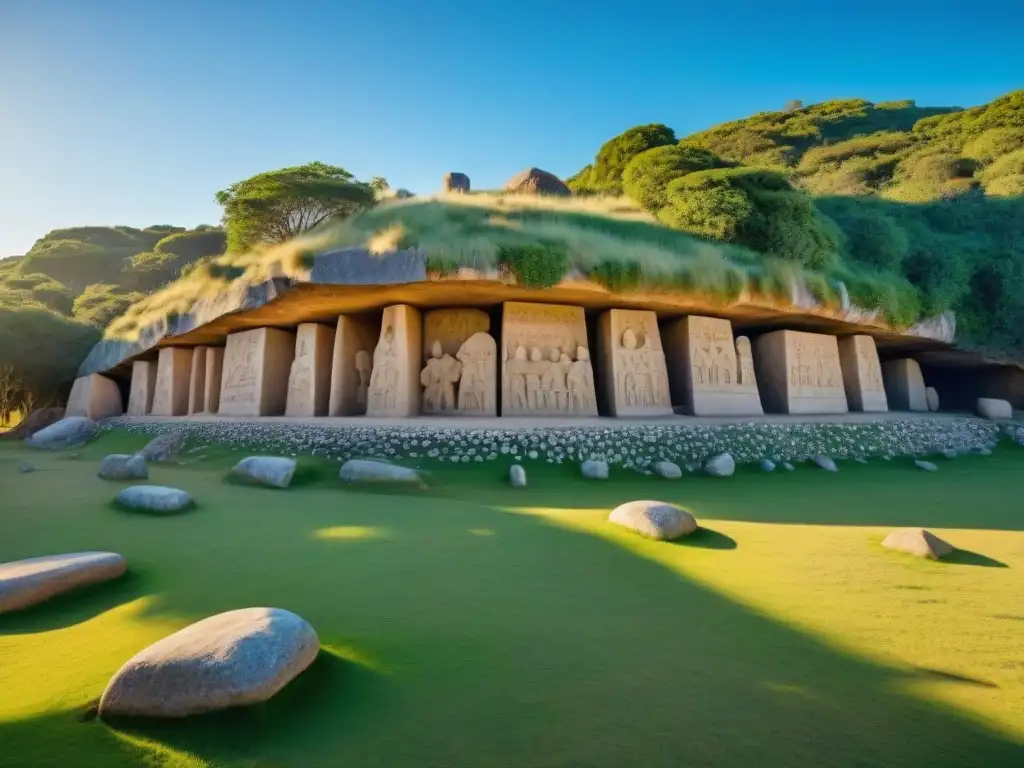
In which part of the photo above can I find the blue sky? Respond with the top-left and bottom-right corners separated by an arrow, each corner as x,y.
1,0 -> 1021,256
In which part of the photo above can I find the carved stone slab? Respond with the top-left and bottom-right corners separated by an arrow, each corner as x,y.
501,302 -> 597,417
662,315 -> 763,416
328,314 -> 377,417
127,361 -> 156,416
204,348 -> 224,414
366,305 -> 422,417
151,348 -> 194,417
882,358 -> 928,412
188,347 -> 208,415
219,328 -> 296,417
597,309 -> 672,416
838,335 -> 888,412
753,330 -> 848,414
67,374 -> 124,420
456,332 -> 497,416
423,308 -> 490,361
286,323 -> 334,417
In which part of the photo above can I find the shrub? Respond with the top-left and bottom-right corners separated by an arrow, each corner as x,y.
72,283 -> 145,329
582,124 -> 677,195
496,243 -> 568,288
622,145 -> 722,213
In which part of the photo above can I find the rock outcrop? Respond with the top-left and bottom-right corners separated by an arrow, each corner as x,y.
503,168 -> 570,196
443,172 -> 470,193
0,552 -> 127,613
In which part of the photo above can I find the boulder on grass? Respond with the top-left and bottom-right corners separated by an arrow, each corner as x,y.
25,417 -> 98,450
976,398 -> 1012,420
653,461 -> 682,479
116,485 -> 193,514
926,387 -> 939,412
704,453 -> 734,477
99,607 -> 319,718
581,459 -> 609,480
914,459 -> 938,472
609,500 -> 697,541
882,528 -> 953,560
231,457 -> 297,489
138,431 -> 186,462
503,167 -> 571,196
509,464 -> 527,488
339,459 -> 421,484
99,454 -> 148,481
0,407 -> 65,440
760,459 -> 776,472
0,552 -> 127,614
814,455 -> 838,472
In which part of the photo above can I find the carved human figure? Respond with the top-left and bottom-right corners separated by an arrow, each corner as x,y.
355,350 -> 372,409
525,347 -> 544,410
421,340 -> 462,413
567,346 -> 594,412
736,336 -> 756,387
369,325 -> 398,411
540,348 -> 570,411
509,345 -> 528,410
456,332 -> 496,414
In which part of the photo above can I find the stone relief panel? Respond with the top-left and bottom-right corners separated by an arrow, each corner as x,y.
597,309 -> 672,416
501,302 -> 597,416
753,330 -> 848,415
151,348 -> 193,416
367,304 -> 422,417
328,314 -> 377,417
838,335 -> 888,412
421,340 -> 462,414
127,360 -> 156,416
882,357 -> 928,412
219,327 -> 295,417
663,316 -> 763,416
204,347 -> 224,414
188,346 -> 209,415
286,323 -> 334,417
423,308 -> 490,361
456,332 -> 497,416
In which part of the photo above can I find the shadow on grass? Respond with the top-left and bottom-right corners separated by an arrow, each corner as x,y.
911,667 -> 1000,688
945,549 -> 1009,568
108,501 -> 198,518
676,526 -> 738,550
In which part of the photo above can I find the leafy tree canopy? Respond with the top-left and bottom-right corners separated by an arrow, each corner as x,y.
568,124 -> 676,195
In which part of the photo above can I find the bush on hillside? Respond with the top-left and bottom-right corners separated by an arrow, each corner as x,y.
569,124 -> 676,195
621,145 -> 723,212
73,283 -> 145,329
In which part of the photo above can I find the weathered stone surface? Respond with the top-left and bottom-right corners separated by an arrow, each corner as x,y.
760,458 -> 776,472
814,455 -> 838,472
328,314 -> 377,416
285,323 -> 334,417
138,431 -> 185,462
596,309 -> 672,416
310,248 -> 427,286
127,361 -> 157,416
653,460 -> 682,479
0,407 -> 64,440
754,330 -> 848,414
581,459 -> 609,479
187,346 -> 209,415
99,454 -> 148,481
367,305 -> 422,417
219,327 -> 296,417
423,308 -> 489,363
98,607 -> 319,718
882,528 -> 953,560
66,374 -> 124,420
663,316 -> 763,416
443,172 -> 470,193
116,486 -> 193,514
501,302 -> 597,417
882,358 -> 928,412
926,386 -> 940,412
231,456 -> 297,489
503,167 -> 570,196
455,332 -> 497,416
704,453 -> 735,477
977,397 -> 1012,420
204,347 -> 224,414
151,348 -> 194,416
26,417 -> 99,450
915,459 -> 938,472
339,459 -> 421,484
838,335 -> 888,412
421,340 -> 462,414
509,464 -> 527,487
609,500 -> 697,541
0,552 -> 127,614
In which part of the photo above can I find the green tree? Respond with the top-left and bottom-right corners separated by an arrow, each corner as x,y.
622,145 -> 723,213
370,176 -> 390,190
215,162 -> 375,253
571,124 -> 676,195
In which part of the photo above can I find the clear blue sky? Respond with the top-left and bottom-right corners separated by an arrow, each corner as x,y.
1,0 -> 1021,256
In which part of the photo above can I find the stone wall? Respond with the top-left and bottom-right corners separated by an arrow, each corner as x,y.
219,328 -> 296,417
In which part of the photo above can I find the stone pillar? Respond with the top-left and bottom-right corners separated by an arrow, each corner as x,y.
753,330 -> 848,414
328,314 -> 378,416
188,347 -> 208,415
219,327 -> 296,417
366,305 -> 422,417
596,309 -> 672,417
421,309 -> 493,416
838,335 -> 888,412
151,348 -> 193,416
882,358 -> 928,412
66,373 -> 124,420
127,361 -> 156,416
500,302 -> 597,417
662,315 -> 763,416
286,323 -> 335,417
204,348 -> 224,414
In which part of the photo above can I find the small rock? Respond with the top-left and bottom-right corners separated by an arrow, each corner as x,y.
976,398 -> 1012,421
231,456 -> 297,489
759,459 -> 776,473
942,449 -> 957,459
98,607 -> 319,718
915,459 -> 938,472
882,528 -> 953,560
0,552 -> 127,613
116,486 -> 193,514
25,417 -> 99,450
980,447 -> 993,456
339,459 -> 421,484
138,431 -> 186,462
704,453 -> 735,477
926,387 -> 940,412
883,455 -> 892,461
509,464 -> 527,488
653,460 -> 682,479
17,462 -> 35,473
814,456 -> 838,472
854,457 -> 869,465
782,462 -> 795,471
99,454 -> 149,481
609,500 -> 697,541
581,459 -> 609,480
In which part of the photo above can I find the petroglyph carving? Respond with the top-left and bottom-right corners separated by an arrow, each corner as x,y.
355,350 -> 372,410
366,305 -> 422,417
598,309 -> 672,416
423,309 -> 490,360
753,330 -> 847,415
838,335 -> 888,412
421,340 -> 462,414
456,332 -> 497,416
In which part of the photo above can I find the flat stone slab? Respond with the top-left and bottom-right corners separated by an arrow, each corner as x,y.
339,459 -> 421,484
99,454 -> 148,481
0,552 -> 127,613
25,417 -> 99,450
231,456 -> 297,489
882,528 -> 954,560
609,500 -> 697,541
116,485 -> 193,514
99,607 -> 319,718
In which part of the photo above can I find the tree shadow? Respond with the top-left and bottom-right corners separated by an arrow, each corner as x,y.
910,667 -> 1000,689
944,548 -> 1009,568
675,526 -> 738,550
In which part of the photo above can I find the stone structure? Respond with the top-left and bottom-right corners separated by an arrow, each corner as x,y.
423,308 -> 490,360
127,361 -> 156,416
204,348 -> 224,414
218,328 -> 296,417
443,172 -> 470,193
754,330 -> 848,414
838,335 -> 888,412
421,340 -> 462,414
366,305 -> 422,417
188,347 -> 209,415
597,309 -> 672,416
152,348 -> 194,417
456,332 -> 497,416
663,316 -> 762,416
501,302 -> 596,416
882,358 -> 928,412
66,373 -> 123,420
285,323 -> 334,417
328,314 -> 377,416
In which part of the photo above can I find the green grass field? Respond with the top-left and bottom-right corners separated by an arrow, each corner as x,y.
2,431 -> 1023,767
